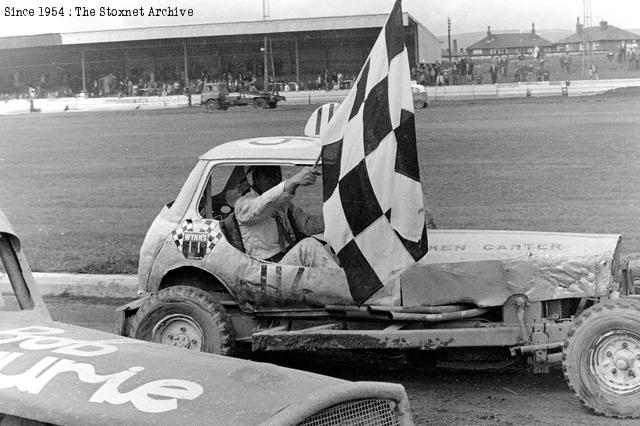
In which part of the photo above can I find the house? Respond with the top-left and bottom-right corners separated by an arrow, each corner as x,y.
557,18 -> 640,52
466,24 -> 554,56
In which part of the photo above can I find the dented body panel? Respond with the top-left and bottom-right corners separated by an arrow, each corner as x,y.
405,229 -> 621,307
142,211 -> 620,310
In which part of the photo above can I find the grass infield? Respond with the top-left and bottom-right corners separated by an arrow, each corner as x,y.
1,89 -> 639,273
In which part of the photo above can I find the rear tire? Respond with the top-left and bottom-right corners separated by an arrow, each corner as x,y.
254,98 -> 267,109
130,285 -> 236,355
563,298 -> 640,418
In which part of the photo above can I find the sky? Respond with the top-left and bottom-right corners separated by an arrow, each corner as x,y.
0,0 -> 638,38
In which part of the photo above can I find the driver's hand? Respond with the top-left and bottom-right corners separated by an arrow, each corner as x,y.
292,166 -> 321,186
285,166 -> 321,194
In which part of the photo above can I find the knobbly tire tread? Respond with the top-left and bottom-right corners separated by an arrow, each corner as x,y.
130,285 -> 236,355
562,298 -> 640,419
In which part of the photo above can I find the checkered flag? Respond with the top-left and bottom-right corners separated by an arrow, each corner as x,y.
201,220 -> 223,252
321,0 -> 428,305
172,219 -> 194,251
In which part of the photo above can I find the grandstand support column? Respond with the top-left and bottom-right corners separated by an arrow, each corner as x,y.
263,35 -> 268,90
294,37 -> 300,87
183,41 -> 189,91
80,50 -> 86,95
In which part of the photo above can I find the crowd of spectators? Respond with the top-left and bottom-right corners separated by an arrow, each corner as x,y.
413,58 -> 478,86
412,55 -> 553,87
3,47 -> 640,101
87,73 -> 188,98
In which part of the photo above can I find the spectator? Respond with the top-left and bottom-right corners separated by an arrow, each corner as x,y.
489,61 -> 498,84
631,40 -> 639,71
589,62 -> 599,80
607,50 -> 616,70
618,41 -> 626,64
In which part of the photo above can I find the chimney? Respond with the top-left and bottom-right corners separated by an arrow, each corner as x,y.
600,20 -> 608,31
576,17 -> 583,36
487,26 -> 492,39
531,22 -> 536,35
453,39 -> 458,54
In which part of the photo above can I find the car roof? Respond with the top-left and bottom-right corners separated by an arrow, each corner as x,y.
199,136 -> 321,164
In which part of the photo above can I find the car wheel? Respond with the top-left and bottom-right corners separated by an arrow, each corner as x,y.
130,285 -> 236,355
254,98 -> 267,109
563,298 -> 640,418
205,99 -> 218,112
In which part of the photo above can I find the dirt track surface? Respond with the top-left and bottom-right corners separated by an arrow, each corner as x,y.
5,91 -> 640,424
2,89 -> 640,273
46,296 -> 635,425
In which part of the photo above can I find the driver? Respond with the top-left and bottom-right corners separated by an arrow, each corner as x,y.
232,165 -> 339,267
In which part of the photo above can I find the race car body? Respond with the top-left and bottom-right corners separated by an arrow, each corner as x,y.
135,136 -> 621,311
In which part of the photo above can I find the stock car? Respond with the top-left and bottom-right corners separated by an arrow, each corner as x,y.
0,209 -> 414,425
116,105 -> 640,419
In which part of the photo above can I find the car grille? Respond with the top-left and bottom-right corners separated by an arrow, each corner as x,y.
298,399 -> 399,426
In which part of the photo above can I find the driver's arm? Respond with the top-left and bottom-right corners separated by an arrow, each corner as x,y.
234,182 -> 293,225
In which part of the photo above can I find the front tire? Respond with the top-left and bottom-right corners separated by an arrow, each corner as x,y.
130,285 -> 236,355
205,99 -> 219,111
563,298 -> 640,418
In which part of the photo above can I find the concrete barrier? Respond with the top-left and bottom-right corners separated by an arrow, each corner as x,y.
0,95 -> 189,116
2,78 -> 639,115
0,272 -> 138,298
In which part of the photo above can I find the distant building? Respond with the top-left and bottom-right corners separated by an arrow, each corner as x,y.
557,18 -> 640,52
0,13 -> 441,96
466,24 -> 554,56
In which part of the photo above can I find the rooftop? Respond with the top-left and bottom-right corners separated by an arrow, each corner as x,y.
558,23 -> 640,44
0,13 -> 418,50
200,136 -> 321,164
467,31 -> 554,50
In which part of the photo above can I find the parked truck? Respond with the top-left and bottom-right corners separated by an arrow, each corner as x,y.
200,82 -> 285,111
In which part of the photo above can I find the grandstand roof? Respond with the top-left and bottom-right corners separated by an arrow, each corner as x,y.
0,13 -> 420,50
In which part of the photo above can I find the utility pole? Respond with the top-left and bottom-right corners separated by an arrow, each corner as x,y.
581,0 -> 592,80
447,17 -> 452,64
262,0 -> 270,90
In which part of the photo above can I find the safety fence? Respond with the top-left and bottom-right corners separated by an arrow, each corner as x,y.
2,78 -> 639,115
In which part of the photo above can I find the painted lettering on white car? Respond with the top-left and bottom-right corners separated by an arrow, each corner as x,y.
0,327 -> 203,413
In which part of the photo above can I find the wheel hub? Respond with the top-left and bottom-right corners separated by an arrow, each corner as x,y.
591,331 -> 640,393
151,314 -> 203,351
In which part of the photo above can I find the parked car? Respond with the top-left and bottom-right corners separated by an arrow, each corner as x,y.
117,109 -> 640,419
0,209 -> 414,425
